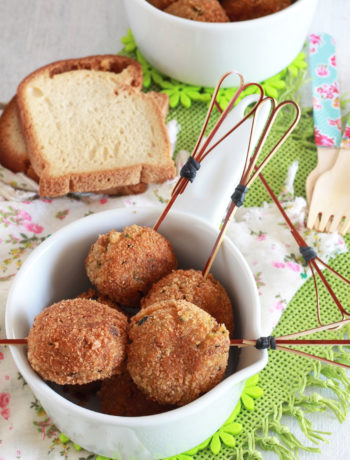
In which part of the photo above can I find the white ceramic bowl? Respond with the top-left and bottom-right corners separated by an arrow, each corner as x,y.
5,97 -> 270,460
123,0 -> 318,87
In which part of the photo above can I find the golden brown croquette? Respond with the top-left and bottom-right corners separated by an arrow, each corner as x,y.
27,298 -> 128,385
164,0 -> 230,22
147,0 -> 177,9
127,300 -> 230,406
141,269 -> 234,336
85,225 -> 178,307
221,0 -> 291,21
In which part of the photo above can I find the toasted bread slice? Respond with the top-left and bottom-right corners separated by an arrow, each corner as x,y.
17,59 -> 174,197
0,90 -> 169,196
1,54 -> 144,186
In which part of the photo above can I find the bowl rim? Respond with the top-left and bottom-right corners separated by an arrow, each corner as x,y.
125,0 -> 314,29
6,206 -> 268,427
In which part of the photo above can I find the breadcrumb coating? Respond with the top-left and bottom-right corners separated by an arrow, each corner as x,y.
147,0 -> 177,9
27,298 -> 128,385
165,0 -> 230,22
85,225 -> 177,307
127,299 -> 230,406
221,0 -> 291,21
141,269 -> 234,336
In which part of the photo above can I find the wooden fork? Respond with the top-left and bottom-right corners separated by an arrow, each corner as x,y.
307,131 -> 350,234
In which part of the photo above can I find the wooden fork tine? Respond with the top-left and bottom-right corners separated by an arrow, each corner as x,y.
328,214 -> 343,233
339,216 -> 350,235
317,212 -> 332,232
307,206 -> 321,230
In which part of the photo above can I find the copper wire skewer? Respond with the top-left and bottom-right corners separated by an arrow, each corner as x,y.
202,98 -> 301,277
153,73 -> 265,231
0,339 -> 27,345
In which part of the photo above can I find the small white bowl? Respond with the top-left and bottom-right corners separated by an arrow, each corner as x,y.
5,97 -> 269,459
123,0 -> 318,86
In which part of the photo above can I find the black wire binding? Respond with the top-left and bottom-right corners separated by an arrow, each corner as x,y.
299,245 -> 317,263
231,184 -> 249,207
180,156 -> 201,183
255,336 -> 277,350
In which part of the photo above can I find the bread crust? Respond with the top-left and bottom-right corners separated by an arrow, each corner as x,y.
0,90 -> 168,196
0,96 -> 29,173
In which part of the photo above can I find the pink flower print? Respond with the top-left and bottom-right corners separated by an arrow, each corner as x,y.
272,261 -> 286,269
17,209 -> 32,221
55,210 -> 69,220
256,233 -> 266,241
344,126 -> 350,140
286,262 -> 301,272
100,198 -> 108,205
310,46 -> 316,54
0,352 -> 3,360
330,54 -> 336,67
275,301 -> 285,311
316,64 -> 329,77
1,408 -> 10,420
310,34 -> 321,45
328,118 -> 341,130
41,198 -> 52,203
24,222 -> 43,234
316,82 -> 339,100
313,96 -> 322,110
0,393 -> 10,408
314,128 -> 335,147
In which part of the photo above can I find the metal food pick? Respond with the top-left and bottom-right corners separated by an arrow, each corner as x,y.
153,71 -> 265,231
202,97 -> 300,277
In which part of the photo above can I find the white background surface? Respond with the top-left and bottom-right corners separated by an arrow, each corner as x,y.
0,0 -> 350,458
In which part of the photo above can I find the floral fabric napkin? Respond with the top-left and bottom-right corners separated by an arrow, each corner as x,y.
0,126 -> 346,459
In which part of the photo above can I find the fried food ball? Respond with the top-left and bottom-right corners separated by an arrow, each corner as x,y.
85,225 -> 178,308
99,368 -> 175,416
147,0 -> 177,9
141,269 -> 234,336
221,0 -> 291,21
127,300 -> 230,406
77,288 -> 126,315
27,298 -> 128,385
165,0 -> 230,22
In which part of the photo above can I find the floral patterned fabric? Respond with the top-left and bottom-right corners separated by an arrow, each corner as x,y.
309,33 -> 341,147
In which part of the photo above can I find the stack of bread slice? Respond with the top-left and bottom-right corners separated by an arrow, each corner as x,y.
0,55 -> 175,197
